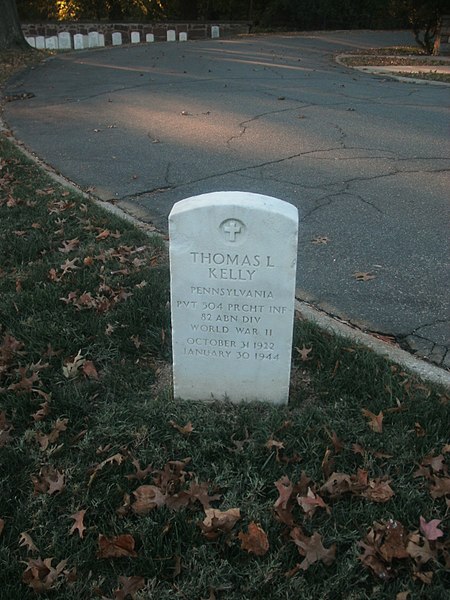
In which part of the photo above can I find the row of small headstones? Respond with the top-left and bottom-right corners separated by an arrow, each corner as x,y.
26,26 -> 220,50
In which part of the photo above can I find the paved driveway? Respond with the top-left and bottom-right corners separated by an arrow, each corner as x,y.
4,31 -> 449,366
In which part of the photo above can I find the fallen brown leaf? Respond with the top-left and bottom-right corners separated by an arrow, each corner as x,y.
82,360 -> 99,380
297,487 -> 330,517
132,485 -> 166,515
19,532 -> 39,553
69,509 -> 87,539
295,345 -> 312,361
88,452 -> 124,487
200,508 -> 241,540
238,522 -> 269,556
97,534 -> 137,558
114,575 -> 145,600
169,420 -> 194,436
290,528 -> 336,571
353,271 -> 376,281
362,408 -> 384,433
419,516 -> 444,541
22,557 -> 68,593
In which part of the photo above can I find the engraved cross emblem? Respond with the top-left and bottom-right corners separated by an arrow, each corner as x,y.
223,220 -> 242,242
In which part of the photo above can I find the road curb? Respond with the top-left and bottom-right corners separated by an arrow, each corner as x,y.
296,299 -> 450,389
335,53 -> 450,85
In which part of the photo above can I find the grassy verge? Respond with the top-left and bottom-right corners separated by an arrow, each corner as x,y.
338,46 -> 450,82
0,49 -> 51,87
1,130 -> 449,599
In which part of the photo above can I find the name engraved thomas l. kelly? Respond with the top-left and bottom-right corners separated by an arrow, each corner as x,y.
190,252 -> 275,281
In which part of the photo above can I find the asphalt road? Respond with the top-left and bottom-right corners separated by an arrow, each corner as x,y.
3,30 -> 450,367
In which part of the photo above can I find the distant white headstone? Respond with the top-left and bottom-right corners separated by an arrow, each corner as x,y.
58,32 -> 71,49
211,26 -> 220,39
169,192 -> 299,405
88,31 -> 100,48
26,37 -> 36,48
131,31 -> 140,44
167,29 -> 176,42
98,33 -> 105,47
146,33 -> 155,43
73,34 -> 84,50
112,32 -> 122,46
83,35 -> 89,48
35,36 -> 45,49
45,36 -> 58,50
179,32 -> 188,42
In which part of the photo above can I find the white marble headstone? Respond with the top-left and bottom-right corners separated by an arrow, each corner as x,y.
88,31 -> 99,48
45,36 -> 58,50
211,26 -> 220,39
73,34 -> 83,49
169,192 -> 298,405
146,33 -> 155,43
131,31 -> 140,44
167,30 -> 176,42
112,32 -> 122,46
58,32 -> 71,49
179,32 -> 188,42
98,33 -> 105,47
26,37 -> 36,48
35,36 -> 45,49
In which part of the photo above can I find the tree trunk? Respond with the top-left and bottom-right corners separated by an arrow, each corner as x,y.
0,0 -> 30,51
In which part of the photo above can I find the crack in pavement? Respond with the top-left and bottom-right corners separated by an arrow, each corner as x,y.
226,104 -> 314,147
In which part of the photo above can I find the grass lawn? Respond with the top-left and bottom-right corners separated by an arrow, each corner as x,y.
1,50 -> 449,600
338,46 -> 450,83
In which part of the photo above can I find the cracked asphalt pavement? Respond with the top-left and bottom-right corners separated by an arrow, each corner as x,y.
3,31 -> 449,368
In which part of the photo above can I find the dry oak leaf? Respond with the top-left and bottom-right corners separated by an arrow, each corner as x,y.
69,509 -> 87,539
35,417 -> 68,451
62,350 -> 85,379
201,508 -> 241,540
406,533 -> 435,566
169,420 -> 194,436
32,466 -> 65,495
185,481 -> 222,510
58,238 -> 80,253
362,408 -> 384,433
126,458 -> 153,482
362,478 -> 395,503
0,411 -> 13,447
296,345 -> 312,361
290,528 -> 336,571
132,485 -> 166,515
311,235 -> 330,245
22,557 -> 68,593
19,532 -> 39,553
297,487 -> 330,517
88,452 -> 124,487
273,475 -> 294,525
114,575 -> 146,600
419,516 -> 444,541
429,475 -> 450,499
82,360 -> 99,380
353,271 -> 376,281
320,472 -> 352,498
32,401 -> 50,422
357,520 -> 408,580
421,454 -> 447,474
97,534 -> 137,559
238,522 -> 269,556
